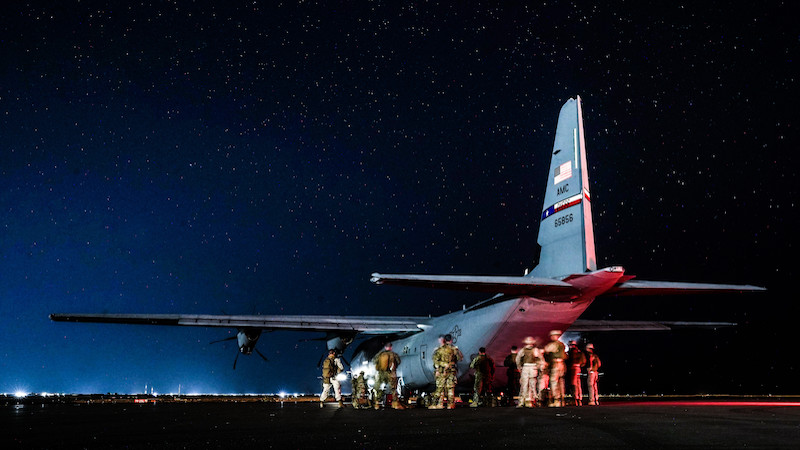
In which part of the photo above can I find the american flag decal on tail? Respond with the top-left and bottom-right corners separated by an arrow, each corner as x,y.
554,161 -> 572,184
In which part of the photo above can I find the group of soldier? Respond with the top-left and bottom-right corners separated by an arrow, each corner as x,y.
318,330 -> 601,409
505,330 -> 602,407
319,342 -> 405,410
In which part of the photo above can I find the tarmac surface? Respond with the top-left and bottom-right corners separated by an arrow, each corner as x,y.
4,397 -> 800,449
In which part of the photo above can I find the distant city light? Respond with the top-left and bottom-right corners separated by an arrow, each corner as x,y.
14,391 -> 27,398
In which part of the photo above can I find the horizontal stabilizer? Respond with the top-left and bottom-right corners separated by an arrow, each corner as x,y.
49,313 -> 430,334
601,280 -> 766,297
569,319 -> 736,332
369,273 -> 580,297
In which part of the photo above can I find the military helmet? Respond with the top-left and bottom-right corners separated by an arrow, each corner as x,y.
550,329 -> 562,336
585,343 -> 594,350
523,336 -> 535,345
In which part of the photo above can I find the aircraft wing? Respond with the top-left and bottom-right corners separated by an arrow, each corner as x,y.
49,313 -> 430,334
568,319 -> 736,332
600,280 -> 766,297
369,273 -> 580,297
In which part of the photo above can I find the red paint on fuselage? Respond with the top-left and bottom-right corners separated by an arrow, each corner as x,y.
480,268 -> 626,387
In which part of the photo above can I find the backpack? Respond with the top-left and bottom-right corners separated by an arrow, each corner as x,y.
322,357 -> 338,378
375,351 -> 391,371
441,345 -> 456,368
478,356 -> 494,375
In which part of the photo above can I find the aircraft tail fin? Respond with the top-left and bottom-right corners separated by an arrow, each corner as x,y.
530,96 -> 597,279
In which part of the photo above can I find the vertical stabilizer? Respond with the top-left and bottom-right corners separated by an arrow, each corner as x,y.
530,97 -> 597,279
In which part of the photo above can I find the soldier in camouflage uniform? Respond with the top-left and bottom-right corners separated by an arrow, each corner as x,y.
351,371 -> 370,409
543,330 -> 567,407
515,336 -> 543,408
566,340 -> 586,406
319,349 -> 344,407
371,342 -> 403,409
469,347 -> 495,407
428,335 -> 446,408
584,343 -> 602,406
429,333 -> 463,409
503,345 -> 520,406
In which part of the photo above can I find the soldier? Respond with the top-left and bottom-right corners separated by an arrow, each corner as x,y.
515,336 -> 542,408
319,349 -> 344,407
429,335 -> 446,408
543,330 -> 567,407
429,333 -> 463,409
566,340 -> 586,406
351,370 -> 370,409
469,347 -> 495,407
537,345 -> 550,406
372,342 -> 403,409
584,343 -> 602,406
503,345 -> 520,406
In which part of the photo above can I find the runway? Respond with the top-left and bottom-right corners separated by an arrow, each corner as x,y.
5,398 -> 800,449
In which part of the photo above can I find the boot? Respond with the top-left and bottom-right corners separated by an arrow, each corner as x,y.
428,403 -> 444,410
391,399 -> 406,410
338,400 -> 344,408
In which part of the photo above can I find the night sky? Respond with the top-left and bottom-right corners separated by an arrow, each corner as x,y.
1,2 -> 795,396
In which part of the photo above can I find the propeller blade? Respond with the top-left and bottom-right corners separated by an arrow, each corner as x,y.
233,351 -> 240,370
210,336 -> 237,345
255,348 -> 269,362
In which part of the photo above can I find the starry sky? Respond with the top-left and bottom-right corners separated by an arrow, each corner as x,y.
1,2 -> 795,395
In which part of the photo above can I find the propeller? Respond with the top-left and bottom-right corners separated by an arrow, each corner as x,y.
255,348 -> 269,362
210,336 -> 237,345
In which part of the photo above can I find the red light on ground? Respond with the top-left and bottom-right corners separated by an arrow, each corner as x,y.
611,401 -> 800,407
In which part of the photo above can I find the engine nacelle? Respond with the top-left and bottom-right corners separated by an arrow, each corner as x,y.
237,328 -> 262,355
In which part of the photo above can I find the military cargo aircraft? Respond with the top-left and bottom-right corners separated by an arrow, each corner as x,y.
50,96 -> 764,391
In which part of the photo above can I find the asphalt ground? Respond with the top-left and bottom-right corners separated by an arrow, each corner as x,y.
4,398 -> 800,449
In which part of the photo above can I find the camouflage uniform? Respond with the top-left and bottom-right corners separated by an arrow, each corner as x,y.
544,332 -> 567,407
584,344 -> 601,406
351,371 -> 370,409
515,339 -> 542,407
371,346 -> 401,408
319,353 -> 344,406
503,348 -> 520,404
430,340 -> 446,405
430,340 -> 463,409
566,342 -> 586,406
469,350 -> 495,407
